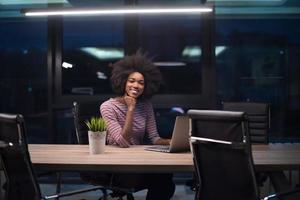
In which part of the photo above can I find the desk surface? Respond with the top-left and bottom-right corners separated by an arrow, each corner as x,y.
29,143 -> 300,173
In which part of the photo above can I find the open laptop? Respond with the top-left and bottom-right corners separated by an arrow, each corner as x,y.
144,115 -> 190,153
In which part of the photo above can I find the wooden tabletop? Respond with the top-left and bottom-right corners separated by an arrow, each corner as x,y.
29,143 -> 300,173
252,143 -> 300,171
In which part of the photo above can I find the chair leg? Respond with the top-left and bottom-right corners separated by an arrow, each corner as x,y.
98,188 -> 108,200
298,170 -> 300,187
55,172 -> 62,200
127,193 -> 134,200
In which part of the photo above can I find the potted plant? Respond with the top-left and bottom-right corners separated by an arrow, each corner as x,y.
85,117 -> 107,154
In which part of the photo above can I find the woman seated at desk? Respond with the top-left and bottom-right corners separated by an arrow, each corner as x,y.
100,51 -> 175,200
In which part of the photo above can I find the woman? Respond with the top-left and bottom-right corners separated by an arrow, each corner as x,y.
100,51 -> 175,200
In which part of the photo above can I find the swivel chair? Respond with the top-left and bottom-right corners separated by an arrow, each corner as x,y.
223,102 -> 275,187
188,109 -> 300,200
0,113 -> 104,200
73,101 -> 135,200
222,102 -> 270,144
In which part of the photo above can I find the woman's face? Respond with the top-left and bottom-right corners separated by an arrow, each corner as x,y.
125,72 -> 145,98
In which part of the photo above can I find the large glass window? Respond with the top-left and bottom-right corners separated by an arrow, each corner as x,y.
0,18 -> 48,143
57,2 -> 210,143
61,14 -> 204,96
137,15 -> 203,94
215,18 -> 300,141
62,16 -> 124,96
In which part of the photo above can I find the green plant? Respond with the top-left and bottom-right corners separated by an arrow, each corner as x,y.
85,117 -> 107,132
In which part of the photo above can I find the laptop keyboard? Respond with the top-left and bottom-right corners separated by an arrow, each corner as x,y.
144,145 -> 170,152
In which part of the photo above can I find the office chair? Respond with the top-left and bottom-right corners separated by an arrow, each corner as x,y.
73,101 -> 135,200
0,113 -> 104,200
222,102 -> 272,186
186,103 -> 269,191
222,102 -> 270,144
187,109 -> 300,200
186,102 -> 270,191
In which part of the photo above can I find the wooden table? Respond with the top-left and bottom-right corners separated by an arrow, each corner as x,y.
253,143 -> 300,171
29,143 -> 300,173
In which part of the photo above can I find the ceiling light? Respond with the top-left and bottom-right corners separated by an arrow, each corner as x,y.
182,46 -> 202,58
62,62 -> 73,69
153,62 -> 186,67
22,7 -> 213,17
81,47 -> 124,60
0,0 -> 68,5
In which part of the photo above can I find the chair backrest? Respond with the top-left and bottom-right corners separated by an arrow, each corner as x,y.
187,109 -> 259,200
0,113 -> 42,200
223,102 -> 270,144
73,101 -> 102,144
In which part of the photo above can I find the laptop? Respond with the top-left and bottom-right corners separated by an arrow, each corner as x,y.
144,116 -> 190,153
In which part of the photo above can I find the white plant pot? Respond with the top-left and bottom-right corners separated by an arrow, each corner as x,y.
88,131 -> 106,154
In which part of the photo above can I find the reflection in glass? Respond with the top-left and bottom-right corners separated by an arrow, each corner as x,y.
0,19 -> 48,143
62,14 -> 204,95
62,17 -> 124,95
215,18 -> 300,140
137,15 -> 203,94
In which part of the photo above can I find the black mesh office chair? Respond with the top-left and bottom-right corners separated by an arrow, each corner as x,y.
0,113 -> 104,200
222,102 -> 272,187
187,109 -> 300,200
222,102 -> 270,144
73,101 -> 135,200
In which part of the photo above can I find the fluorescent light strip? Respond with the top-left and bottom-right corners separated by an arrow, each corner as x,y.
24,7 -> 213,16
0,0 -> 68,5
153,62 -> 186,67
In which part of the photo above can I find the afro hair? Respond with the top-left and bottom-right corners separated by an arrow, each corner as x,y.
110,51 -> 163,100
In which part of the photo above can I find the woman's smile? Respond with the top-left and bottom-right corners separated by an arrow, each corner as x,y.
125,72 -> 145,98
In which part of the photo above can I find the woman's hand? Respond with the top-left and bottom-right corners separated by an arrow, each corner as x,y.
124,95 -> 136,111
154,138 -> 171,145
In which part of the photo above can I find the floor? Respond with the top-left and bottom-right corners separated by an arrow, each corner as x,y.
37,172 -> 196,200
40,183 -> 195,200
39,171 -> 300,200
39,174 -> 294,200
2,171 -> 299,199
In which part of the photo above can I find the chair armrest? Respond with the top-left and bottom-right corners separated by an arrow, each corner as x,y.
0,140 -> 10,149
190,136 -> 246,149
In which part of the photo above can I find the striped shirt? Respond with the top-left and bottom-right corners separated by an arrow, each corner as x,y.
100,98 -> 161,147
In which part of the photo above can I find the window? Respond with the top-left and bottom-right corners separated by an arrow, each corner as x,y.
216,18 -> 300,140
0,18 -> 48,143
137,15 -> 203,94
62,17 -> 124,96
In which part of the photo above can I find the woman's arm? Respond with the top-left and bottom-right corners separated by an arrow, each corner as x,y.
145,102 -> 171,145
100,101 -> 131,147
121,95 -> 136,141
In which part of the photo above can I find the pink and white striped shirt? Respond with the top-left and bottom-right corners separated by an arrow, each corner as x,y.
100,98 -> 161,147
